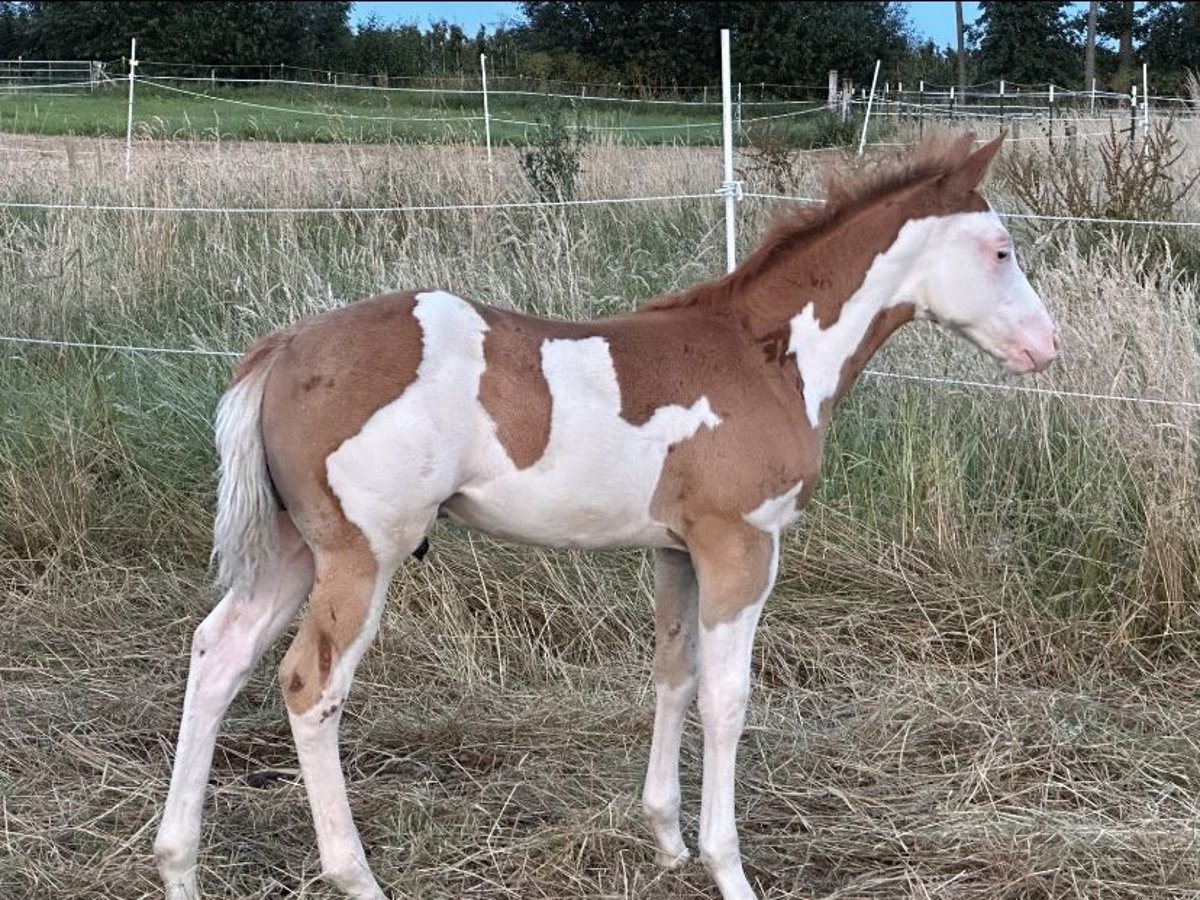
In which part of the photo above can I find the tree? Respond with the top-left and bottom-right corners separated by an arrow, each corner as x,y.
1097,0 -> 1140,89
955,0 -> 966,94
353,17 -> 427,78
519,1 -> 912,89
1139,1 -> 1200,92
970,1 -> 1081,86
893,39 -> 957,87
13,2 -> 352,71
0,2 -> 29,58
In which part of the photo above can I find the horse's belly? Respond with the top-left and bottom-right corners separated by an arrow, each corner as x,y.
440,467 -> 678,549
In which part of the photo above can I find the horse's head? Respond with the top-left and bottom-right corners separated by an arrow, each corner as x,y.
906,134 -> 1058,375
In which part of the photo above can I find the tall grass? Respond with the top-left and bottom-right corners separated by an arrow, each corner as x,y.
0,129 -> 1197,898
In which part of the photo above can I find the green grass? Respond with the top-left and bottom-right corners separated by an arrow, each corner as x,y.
0,82 -> 857,146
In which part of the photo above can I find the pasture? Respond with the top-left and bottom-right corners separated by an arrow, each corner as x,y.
1,122 -> 1198,899
0,81 -> 837,146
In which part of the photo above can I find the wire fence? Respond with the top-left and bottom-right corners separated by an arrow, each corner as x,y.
2,46 -> 1198,415
4,184 -> 1198,413
2,65 -> 1197,146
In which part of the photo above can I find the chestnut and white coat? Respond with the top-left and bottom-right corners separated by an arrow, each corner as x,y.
154,134 -> 1057,900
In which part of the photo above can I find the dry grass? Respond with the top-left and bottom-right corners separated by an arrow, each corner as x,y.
1,126 -> 1198,899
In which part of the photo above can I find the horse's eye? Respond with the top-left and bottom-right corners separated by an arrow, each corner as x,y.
997,249 -> 1011,261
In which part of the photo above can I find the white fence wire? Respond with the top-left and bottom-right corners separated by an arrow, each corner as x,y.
2,39 -> 1198,415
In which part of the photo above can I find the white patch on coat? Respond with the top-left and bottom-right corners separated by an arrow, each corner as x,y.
642,679 -> 696,866
744,481 -> 804,534
912,210 -> 1056,372
450,335 -> 721,548
325,291 -> 721,562
326,290 -> 490,567
788,212 -> 996,428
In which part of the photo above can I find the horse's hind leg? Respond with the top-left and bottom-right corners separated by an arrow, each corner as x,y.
278,528 -> 416,900
155,513 -> 314,900
643,548 -> 700,868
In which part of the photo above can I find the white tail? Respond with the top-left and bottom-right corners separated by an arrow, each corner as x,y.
212,357 -> 281,590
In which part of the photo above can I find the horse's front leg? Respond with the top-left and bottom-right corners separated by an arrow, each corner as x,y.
691,521 -> 779,900
642,547 -> 700,867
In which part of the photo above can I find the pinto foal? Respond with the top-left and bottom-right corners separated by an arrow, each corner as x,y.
155,133 -> 1056,900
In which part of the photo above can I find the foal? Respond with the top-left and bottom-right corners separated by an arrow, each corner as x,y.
155,133 -> 1056,900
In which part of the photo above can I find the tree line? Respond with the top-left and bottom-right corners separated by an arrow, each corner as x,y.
0,1 -> 1194,93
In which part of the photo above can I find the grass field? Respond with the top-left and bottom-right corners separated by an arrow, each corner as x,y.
1,125 -> 1198,899
0,81 -> 849,146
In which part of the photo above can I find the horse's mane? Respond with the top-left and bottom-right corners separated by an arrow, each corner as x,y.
646,131 -> 979,312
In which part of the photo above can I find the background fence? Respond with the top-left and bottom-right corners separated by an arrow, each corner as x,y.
0,57 -> 110,91
0,30 -> 1198,415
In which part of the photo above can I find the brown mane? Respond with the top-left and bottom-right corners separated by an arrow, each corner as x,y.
644,131 -> 981,313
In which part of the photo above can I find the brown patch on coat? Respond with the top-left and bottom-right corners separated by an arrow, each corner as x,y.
758,325 -> 792,366
259,291 -> 425,544
834,302 -> 917,407
475,305 -> 554,469
606,307 -> 727,427
317,631 -> 332,678
687,518 -> 777,630
279,540 -> 379,715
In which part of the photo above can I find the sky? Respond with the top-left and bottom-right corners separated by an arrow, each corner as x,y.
351,2 -> 525,33
348,3 -> 1102,49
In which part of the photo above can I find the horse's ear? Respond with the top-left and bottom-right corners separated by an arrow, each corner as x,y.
943,132 -> 1005,193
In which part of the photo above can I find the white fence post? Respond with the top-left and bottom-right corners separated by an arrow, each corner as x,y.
720,29 -> 739,274
480,53 -> 493,167
828,69 -> 838,109
124,37 -> 137,181
858,59 -> 881,156
1142,62 -> 1149,141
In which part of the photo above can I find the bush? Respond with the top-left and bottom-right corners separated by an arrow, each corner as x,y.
997,118 -> 1200,271
519,101 -> 590,202
999,118 -> 1199,223
738,122 -> 801,194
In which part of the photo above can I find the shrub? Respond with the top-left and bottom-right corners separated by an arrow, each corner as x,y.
739,122 -> 801,194
999,118 -> 1199,223
520,101 -> 589,203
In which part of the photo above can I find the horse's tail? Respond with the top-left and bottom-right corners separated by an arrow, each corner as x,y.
211,331 -> 292,591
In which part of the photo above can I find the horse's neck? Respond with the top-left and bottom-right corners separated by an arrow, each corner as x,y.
731,206 -> 924,429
